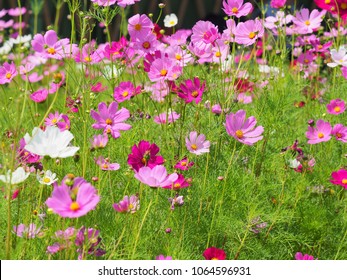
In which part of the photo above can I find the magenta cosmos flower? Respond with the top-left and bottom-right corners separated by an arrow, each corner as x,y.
134,165 -> 178,188
306,119 -> 332,144
326,99 -> 346,115
177,77 -> 206,104
162,174 -> 191,190
270,0 -> 286,9
0,61 -> 17,84
156,255 -> 173,260
30,88 -> 49,103
46,177 -> 100,218
225,110 -> 264,145
203,247 -> 226,260
295,252 -> 315,260
174,157 -> 194,171
113,195 -> 140,213
90,101 -> 131,139
331,124 -> 347,142
186,131 -> 210,155
222,0 -> 253,18
330,169 -> 347,189
234,19 -> 264,46
127,140 -> 164,171
114,81 -> 141,103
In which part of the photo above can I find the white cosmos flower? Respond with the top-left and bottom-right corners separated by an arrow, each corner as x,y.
327,46 -> 347,67
0,167 -> 30,185
164,13 -> 178,28
37,170 -> 58,185
24,126 -> 79,158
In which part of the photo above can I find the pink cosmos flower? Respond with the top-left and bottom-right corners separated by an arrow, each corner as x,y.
234,19 -> 264,46
191,21 -> 220,48
327,99 -> 346,115
0,61 -> 17,84
330,169 -> 347,189
292,9 -> 326,34
128,140 -> 164,171
203,247 -> 227,260
331,124 -> 347,142
128,14 -> 154,39
90,134 -> 108,149
13,223 -> 42,238
91,0 -> 117,6
44,111 -> 70,131
17,137 -> 41,164
91,82 -> 107,93
75,41 -> 103,64
295,252 -> 315,260
46,177 -> 100,218
75,226 -> 106,260
113,81 -> 141,103
222,19 -> 237,43
113,195 -> 140,213
30,88 -> 49,103
94,156 -> 120,171
134,165 -> 178,188
177,77 -> 206,104
147,57 -> 182,82
31,30 -> 71,60
117,0 -> 141,8
225,110 -> 264,145
156,255 -> 173,260
162,174 -> 191,190
185,131 -> 210,155
222,0 -> 253,18
306,119 -> 332,144
154,111 -> 180,124
174,157 -> 194,171
90,101 -> 131,139
8,7 -> 26,16
270,0 -> 286,8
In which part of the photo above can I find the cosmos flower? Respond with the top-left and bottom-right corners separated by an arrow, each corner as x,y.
0,167 -> 30,185
331,124 -> 347,142
234,19 -> 264,46
225,110 -> 264,145
162,174 -> 191,190
222,0 -> 253,18
113,195 -> 140,213
326,99 -> 346,115
90,134 -> 109,149
185,131 -> 210,155
154,111 -> 180,124
292,9 -> 326,34
327,46 -> 347,67
203,247 -> 226,260
46,176 -> 100,218
13,223 -> 42,239
94,156 -> 120,171
37,170 -> 58,185
305,119 -> 332,144
164,13 -> 178,28
178,77 -> 206,104
0,61 -> 17,84
174,157 -> 194,171
134,165 -> 178,188
295,252 -> 315,260
24,126 -> 80,158
330,169 -> 347,189
156,255 -> 173,260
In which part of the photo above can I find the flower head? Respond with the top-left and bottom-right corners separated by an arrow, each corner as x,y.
203,247 -> 226,260
295,252 -> 315,260
225,110 -> 264,145
113,195 -> 140,213
134,165 -> 178,188
0,167 -> 30,185
331,124 -> 347,142
174,157 -> 194,171
222,0 -> 253,18
90,134 -> 109,149
178,77 -> 206,104
306,119 -> 332,144
326,99 -> 346,115
330,169 -> 347,189
156,255 -> 173,260
186,131 -> 210,155
13,223 -> 42,238
94,156 -> 120,171
37,170 -> 58,185
164,13 -> 178,28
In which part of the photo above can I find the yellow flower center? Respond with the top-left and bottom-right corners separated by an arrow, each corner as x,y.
84,56 -> 92,62
318,45 -> 323,49
325,0 -> 331,3
141,158 -> 147,164
336,133 -> 342,138
142,41 -> 150,49
160,69 -> 168,76
211,257 -> 218,260
122,91 -> 129,97
43,177 -> 51,183
191,144 -> 197,150
105,118 -> 113,125
249,32 -> 256,39
5,73 -> 12,79
129,203 -> 134,210
235,130 -> 244,139
70,201 -> 80,211
232,7 -> 238,13
134,24 -> 142,31
47,47 -> 56,55
342,179 -> 347,184
169,20 -> 175,25
181,161 -> 187,166
334,106 -> 341,112
175,54 -> 182,60
215,51 -> 221,57
106,128 -> 111,134
173,183 -> 181,190
102,164 -> 109,169
305,20 -> 310,26
318,132 -> 324,138
191,90 -> 199,97
52,118 -> 58,124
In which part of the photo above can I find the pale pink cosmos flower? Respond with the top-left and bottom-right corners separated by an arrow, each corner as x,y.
75,41 -> 104,64
113,195 -> 140,213
46,177 -> 100,218
0,61 -> 17,84
147,57 -> 182,82
94,156 -> 120,171
134,165 -> 178,188
331,124 -> 347,142
128,14 -> 154,39
30,88 -> 48,103
327,46 -> 347,67
264,11 -> 293,32
154,111 -> 180,124
191,21 -> 220,48
327,99 -> 346,115
234,19 -> 264,46
90,134 -> 109,149
306,119 -> 332,144
222,0 -> 253,18
225,110 -> 264,145
117,0 -> 141,8
90,0 -> 117,6
114,81 -> 141,103
222,19 -> 237,43
292,9 -> 326,34
8,7 -> 26,16
21,72 -> 43,83
90,101 -> 132,139
13,223 -> 42,239
185,131 -> 210,155
156,255 -> 173,260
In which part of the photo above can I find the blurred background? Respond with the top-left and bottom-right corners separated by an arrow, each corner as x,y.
1,0 -> 317,41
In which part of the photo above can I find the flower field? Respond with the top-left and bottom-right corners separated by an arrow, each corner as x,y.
1,0 -> 347,260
